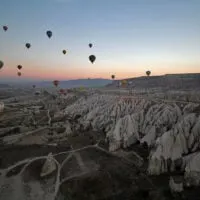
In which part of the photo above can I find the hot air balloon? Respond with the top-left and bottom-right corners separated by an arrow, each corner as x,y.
17,72 -> 21,77
63,50 -> 66,55
146,70 -> 151,77
66,89 -> 72,93
3,26 -> 8,31
17,65 -> 22,70
32,85 -> 36,89
89,43 -> 93,48
59,89 -> 64,94
53,80 -> 59,87
111,75 -> 115,80
0,60 -> 4,69
35,91 -> 40,96
121,80 -> 127,87
89,55 -> 96,64
79,86 -> 85,91
25,43 -> 31,49
46,30 -> 52,38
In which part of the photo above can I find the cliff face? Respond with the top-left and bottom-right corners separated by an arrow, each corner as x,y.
64,93 -> 200,182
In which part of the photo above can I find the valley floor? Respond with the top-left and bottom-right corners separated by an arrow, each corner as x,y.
0,87 -> 200,200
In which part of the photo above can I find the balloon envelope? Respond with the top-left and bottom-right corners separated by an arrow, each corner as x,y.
46,31 -> 52,38
89,55 -> 96,64
3,26 -> 8,31
17,65 -> 22,70
89,43 -> 93,48
79,87 -> 85,91
146,70 -> 151,76
53,80 -> 59,87
0,61 -> 4,69
59,89 -> 65,93
121,80 -> 127,85
63,50 -> 66,54
111,75 -> 115,80
17,72 -> 21,76
26,43 -> 31,49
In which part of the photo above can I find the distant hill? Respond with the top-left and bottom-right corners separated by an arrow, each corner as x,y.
38,79 -> 112,88
0,83 -> 11,88
0,78 -> 112,88
106,73 -> 200,90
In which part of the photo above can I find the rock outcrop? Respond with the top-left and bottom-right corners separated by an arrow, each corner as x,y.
63,93 -> 200,183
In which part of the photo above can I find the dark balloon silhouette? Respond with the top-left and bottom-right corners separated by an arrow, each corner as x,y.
89,55 -> 96,64
17,72 -> 21,76
89,43 -> 93,48
32,85 -> 36,89
53,80 -> 59,87
3,26 -> 8,31
26,43 -> 31,49
63,50 -> 66,54
46,30 -> 52,38
59,89 -> 65,94
146,70 -> 151,76
0,60 -> 4,69
17,65 -> 22,70
111,75 -> 115,80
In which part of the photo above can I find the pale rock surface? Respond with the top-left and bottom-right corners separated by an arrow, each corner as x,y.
184,152 -> 200,187
40,153 -> 57,177
169,176 -> 183,193
148,113 -> 199,175
0,101 -> 4,112
63,94 -> 200,178
183,103 -> 199,114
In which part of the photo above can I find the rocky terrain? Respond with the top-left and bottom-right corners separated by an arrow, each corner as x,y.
0,85 -> 200,199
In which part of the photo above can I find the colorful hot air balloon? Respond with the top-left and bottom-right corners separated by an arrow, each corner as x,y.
121,80 -> 127,87
89,43 -> 93,48
146,70 -> 151,76
79,86 -> 85,91
66,89 -> 72,93
53,80 -> 59,87
89,55 -> 96,64
17,72 -> 21,77
3,26 -> 8,31
46,30 -> 52,38
17,65 -> 22,70
63,50 -> 66,55
25,43 -> 31,49
0,60 -> 4,69
111,75 -> 115,80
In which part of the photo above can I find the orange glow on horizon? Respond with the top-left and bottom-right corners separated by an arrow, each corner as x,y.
0,60 -> 199,80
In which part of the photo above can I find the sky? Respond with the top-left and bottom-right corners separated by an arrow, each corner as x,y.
0,0 -> 200,81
